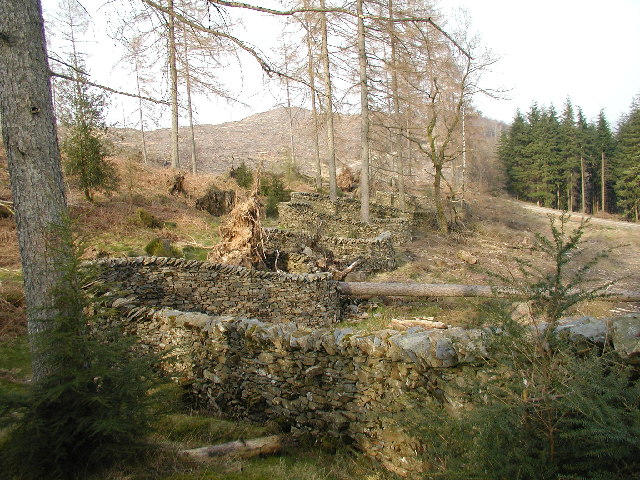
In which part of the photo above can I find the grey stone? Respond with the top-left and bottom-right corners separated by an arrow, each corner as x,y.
611,314 -> 640,364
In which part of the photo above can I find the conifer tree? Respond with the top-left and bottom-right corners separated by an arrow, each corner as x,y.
615,98 -> 640,221
57,63 -> 119,202
560,98 -> 579,210
595,110 -> 615,212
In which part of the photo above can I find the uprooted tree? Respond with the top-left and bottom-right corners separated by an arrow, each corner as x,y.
208,176 -> 266,269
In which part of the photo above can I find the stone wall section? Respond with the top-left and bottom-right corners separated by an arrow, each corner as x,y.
118,307 -> 490,476
110,304 -> 640,477
263,227 -> 396,272
92,257 -> 341,327
279,200 -> 412,246
290,191 -> 436,229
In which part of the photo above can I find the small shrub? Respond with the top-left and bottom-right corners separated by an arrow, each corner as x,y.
135,208 -> 163,229
144,237 -> 182,258
259,174 -> 290,218
230,162 -> 254,189
0,223 -> 164,479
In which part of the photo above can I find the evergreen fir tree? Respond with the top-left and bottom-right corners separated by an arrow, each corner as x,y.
614,97 -> 640,221
498,110 -> 530,199
560,98 -> 579,210
595,110 -> 616,213
57,59 -> 119,202
0,223 -> 164,479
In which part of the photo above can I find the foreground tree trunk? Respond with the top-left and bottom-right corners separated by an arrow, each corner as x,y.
0,0 -> 69,380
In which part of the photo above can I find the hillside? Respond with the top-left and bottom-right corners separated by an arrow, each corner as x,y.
113,107 -> 360,176
1,143 -> 640,479
1,146 -> 638,338
112,107 -> 506,189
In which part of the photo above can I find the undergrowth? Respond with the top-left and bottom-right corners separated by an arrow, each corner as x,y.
411,214 -> 640,480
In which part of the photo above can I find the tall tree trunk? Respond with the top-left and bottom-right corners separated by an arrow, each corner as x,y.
580,155 -> 586,214
357,0 -> 370,223
182,25 -> 197,174
135,68 -> 148,164
319,0 -> 337,201
434,163 -> 448,233
168,0 -> 179,169
387,0 -> 405,211
601,150 -> 606,213
0,0 -> 69,380
303,3 -> 322,191
284,75 -> 297,172
461,103 -> 466,207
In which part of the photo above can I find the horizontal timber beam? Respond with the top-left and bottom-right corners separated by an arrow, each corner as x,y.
336,282 -> 640,303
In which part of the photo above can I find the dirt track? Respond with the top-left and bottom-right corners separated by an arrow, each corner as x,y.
512,200 -> 640,231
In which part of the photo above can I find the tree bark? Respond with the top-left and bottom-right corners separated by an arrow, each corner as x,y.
168,0 -> 180,169
0,0 -> 69,380
182,25 -> 197,174
357,0 -> 370,223
387,0 -> 405,211
434,163 -> 448,233
319,0 -> 337,202
580,155 -> 586,214
135,67 -> 148,164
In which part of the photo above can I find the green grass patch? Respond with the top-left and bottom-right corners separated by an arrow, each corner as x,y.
181,246 -> 209,261
156,413 -> 274,448
0,269 -> 23,284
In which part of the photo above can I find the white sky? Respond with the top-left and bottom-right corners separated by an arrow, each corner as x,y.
41,0 -> 640,127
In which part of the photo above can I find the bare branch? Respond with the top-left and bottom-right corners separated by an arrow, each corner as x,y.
207,0 -> 471,58
51,70 -> 170,105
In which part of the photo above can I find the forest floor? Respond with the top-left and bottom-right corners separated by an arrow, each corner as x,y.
1,154 -> 639,479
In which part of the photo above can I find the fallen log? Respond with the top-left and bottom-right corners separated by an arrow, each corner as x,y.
337,282 -> 640,302
181,435 -> 284,460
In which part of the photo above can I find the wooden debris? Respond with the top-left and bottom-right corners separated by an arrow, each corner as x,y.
329,259 -> 361,281
390,318 -> 448,330
181,435 -> 284,460
208,171 -> 266,269
169,173 -> 187,196
457,250 -> 478,264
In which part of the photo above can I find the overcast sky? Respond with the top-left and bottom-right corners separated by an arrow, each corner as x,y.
41,0 -> 640,128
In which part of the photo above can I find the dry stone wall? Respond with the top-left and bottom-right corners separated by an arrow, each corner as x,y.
263,227 -> 396,273
290,191 -> 435,229
117,306 -> 491,476
109,301 -> 640,477
93,257 -> 341,327
279,200 -> 412,246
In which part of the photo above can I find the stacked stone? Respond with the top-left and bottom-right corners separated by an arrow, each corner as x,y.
91,257 -> 341,327
279,201 -> 412,246
109,305 -> 640,477
264,228 -> 396,273
116,307 -> 490,476
292,191 -> 436,229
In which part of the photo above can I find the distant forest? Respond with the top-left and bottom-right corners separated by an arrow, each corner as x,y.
498,97 -> 640,221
